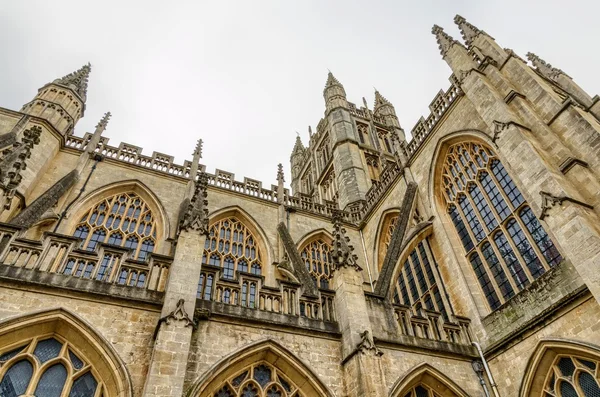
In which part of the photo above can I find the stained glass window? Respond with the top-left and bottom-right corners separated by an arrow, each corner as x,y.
72,192 -> 156,260
442,142 -> 562,311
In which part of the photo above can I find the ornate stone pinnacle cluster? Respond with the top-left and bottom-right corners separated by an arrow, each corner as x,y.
331,210 -> 361,271
276,163 -> 285,183
0,126 -> 42,209
453,15 -> 485,46
193,139 -> 203,158
526,52 -> 568,80
95,112 -> 111,130
325,71 -> 342,88
374,90 -> 391,109
179,172 -> 209,235
291,135 -> 305,157
431,25 -> 461,57
53,63 -> 91,102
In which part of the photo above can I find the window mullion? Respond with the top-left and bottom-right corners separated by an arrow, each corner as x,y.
514,207 -> 552,272
455,201 -> 480,254
501,218 -> 536,283
475,178 -> 503,231
421,240 -> 454,317
484,237 -> 519,300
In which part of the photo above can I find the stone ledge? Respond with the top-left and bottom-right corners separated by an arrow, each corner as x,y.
376,335 -> 478,359
194,298 -> 340,336
0,264 -> 163,305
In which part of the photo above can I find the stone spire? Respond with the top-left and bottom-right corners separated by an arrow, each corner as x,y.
0,126 -> 42,211
325,71 -> 344,91
527,52 -> 569,81
276,163 -> 285,204
323,71 -> 348,112
277,163 -> 285,185
454,15 -> 487,46
95,111 -> 111,132
53,63 -> 91,102
373,90 -> 391,110
291,135 -> 305,157
432,25 -> 461,57
331,210 -> 361,271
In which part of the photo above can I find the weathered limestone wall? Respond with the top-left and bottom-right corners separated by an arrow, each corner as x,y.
488,295 -> 600,396
184,320 -> 344,396
0,283 -> 160,396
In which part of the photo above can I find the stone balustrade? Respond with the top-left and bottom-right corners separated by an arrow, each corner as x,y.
0,224 -> 171,293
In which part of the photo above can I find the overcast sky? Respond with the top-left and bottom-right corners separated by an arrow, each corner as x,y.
1,1 -> 598,187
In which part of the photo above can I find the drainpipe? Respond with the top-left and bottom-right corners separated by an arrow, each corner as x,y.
359,229 -> 374,292
472,342 -> 501,397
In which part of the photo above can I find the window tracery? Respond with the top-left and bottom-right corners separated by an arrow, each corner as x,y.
402,384 -> 443,397
203,217 -> 263,279
72,192 -> 157,261
300,238 -> 333,289
442,142 -> 562,311
0,336 -> 103,397
211,362 -> 302,397
543,355 -> 600,396
365,154 -> 381,183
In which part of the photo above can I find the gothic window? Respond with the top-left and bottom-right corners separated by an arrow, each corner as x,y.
320,169 -> 337,202
392,239 -> 450,320
72,192 -> 157,261
203,217 -> 263,279
402,384 -> 443,397
543,355 -> 600,396
365,154 -> 380,183
441,142 -> 562,311
300,238 -> 333,289
210,362 -> 302,397
0,337 -> 103,396
357,123 -> 369,145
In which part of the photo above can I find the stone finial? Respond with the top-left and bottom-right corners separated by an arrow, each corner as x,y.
454,15 -> 487,46
0,126 -> 42,210
53,63 -> 92,102
325,71 -> 343,89
291,135 -> 305,157
95,111 -> 111,131
158,299 -> 197,329
331,210 -> 361,271
193,139 -> 203,159
179,172 -> 209,235
374,90 -> 391,109
308,125 -> 313,136
526,52 -> 568,81
432,25 -> 460,57
277,163 -> 285,184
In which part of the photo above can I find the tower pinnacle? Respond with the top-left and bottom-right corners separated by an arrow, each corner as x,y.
325,71 -> 343,90
53,63 -> 91,102
431,25 -> 461,57
291,135 -> 305,156
374,90 -> 391,109
526,52 -> 569,80
454,15 -> 488,46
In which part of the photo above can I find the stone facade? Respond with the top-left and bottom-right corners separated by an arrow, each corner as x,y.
0,14 -> 599,397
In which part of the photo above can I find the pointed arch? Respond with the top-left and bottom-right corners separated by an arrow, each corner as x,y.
296,229 -> 335,290
295,228 -> 334,249
66,179 -> 170,242
389,363 -> 469,397
185,339 -> 335,397
0,307 -> 133,397
374,207 -> 402,272
520,338 -> 600,397
206,205 -> 274,268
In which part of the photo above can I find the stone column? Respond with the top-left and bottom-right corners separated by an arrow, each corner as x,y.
143,171 -> 208,397
330,212 -> 387,396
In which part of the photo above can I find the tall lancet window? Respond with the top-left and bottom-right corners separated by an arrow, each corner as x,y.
299,238 -> 334,289
203,217 -> 263,279
72,192 -> 157,260
442,142 -> 562,311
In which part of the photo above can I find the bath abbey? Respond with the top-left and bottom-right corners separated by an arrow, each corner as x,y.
1,14 -> 600,397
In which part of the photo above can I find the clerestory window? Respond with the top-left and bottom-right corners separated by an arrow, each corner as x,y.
300,238 -> 334,289
442,142 -> 562,311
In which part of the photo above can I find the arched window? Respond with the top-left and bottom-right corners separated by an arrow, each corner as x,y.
209,362 -> 301,397
299,238 -> 333,289
402,384 -> 443,397
392,239 -> 451,320
0,337 -> 102,396
441,142 -> 562,311
203,217 -> 263,278
542,355 -> 600,396
72,192 -> 157,261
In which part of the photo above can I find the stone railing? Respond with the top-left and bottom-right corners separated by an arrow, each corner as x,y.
405,82 -> 462,157
0,224 -> 171,292
205,170 -> 279,203
394,305 -> 472,346
197,264 -> 337,323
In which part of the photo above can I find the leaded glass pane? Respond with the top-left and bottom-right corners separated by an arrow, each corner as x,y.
69,372 -> 98,397
458,196 -> 485,241
469,183 -> 498,232
415,385 -> 429,397
241,383 -> 259,397
34,338 -> 63,363
0,345 -> 26,362
215,386 -> 234,397
481,242 -> 514,301
493,232 -> 529,290
559,381 -> 578,397
267,385 -> 283,397
506,219 -> 545,279
578,359 -> 597,371
231,371 -> 248,387
469,253 -> 500,310
278,375 -> 292,392
558,357 -> 576,376
0,360 -> 33,397
403,260 -> 419,302
449,205 -> 474,252
34,363 -> 67,397
579,372 -> 600,396
69,350 -> 84,370
253,364 -> 272,388
490,160 -> 524,208
519,206 -> 562,267
480,171 -> 511,220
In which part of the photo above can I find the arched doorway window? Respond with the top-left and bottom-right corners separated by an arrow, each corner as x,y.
441,142 -> 562,311
299,238 -> 334,289
72,192 -> 157,261
212,362 -> 300,397
543,355 -> 600,396
0,336 -> 103,397
203,216 -> 263,279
